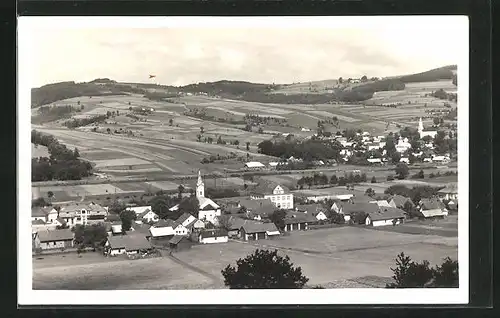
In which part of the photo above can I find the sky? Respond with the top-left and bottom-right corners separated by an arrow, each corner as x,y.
24,17 -> 468,88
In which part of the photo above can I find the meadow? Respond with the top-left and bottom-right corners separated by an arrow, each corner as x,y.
32,223 -> 457,290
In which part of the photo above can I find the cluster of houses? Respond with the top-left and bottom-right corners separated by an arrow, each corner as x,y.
31,169 -> 458,256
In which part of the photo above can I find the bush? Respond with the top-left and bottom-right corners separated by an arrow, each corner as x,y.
371,176 -> 377,183
387,175 -> 395,181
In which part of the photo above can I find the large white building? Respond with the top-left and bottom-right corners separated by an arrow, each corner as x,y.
418,117 -> 438,139
250,181 -> 294,210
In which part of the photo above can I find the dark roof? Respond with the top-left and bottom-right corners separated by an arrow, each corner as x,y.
132,223 -> 152,236
437,183 -> 458,194
342,203 -> 380,215
32,219 -> 46,225
137,209 -> 155,218
295,204 -> 325,215
420,199 -> 444,211
241,221 -> 279,234
176,213 -> 194,224
284,211 -> 318,224
350,195 -> 375,204
199,229 -> 228,239
169,235 -> 189,245
107,234 -> 152,251
226,216 -> 249,230
105,214 -> 121,222
37,229 -> 74,242
251,181 -> 290,196
390,195 -> 414,207
368,207 -> 406,221
238,198 -> 276,217
32,207 -> 53,218
155,219 -> 180,228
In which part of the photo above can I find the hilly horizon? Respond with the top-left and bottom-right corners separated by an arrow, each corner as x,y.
31,65 -> 457,108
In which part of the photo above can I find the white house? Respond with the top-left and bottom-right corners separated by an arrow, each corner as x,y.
169,171 -> 221,224
149,219 -> 189,238
105,234 -> 153,256
176,213 -> 205,232
367,158 -> 382,164
198,229 -> 229,244
301,127 -> 311,132
295,204 -> 328,221
432,155 -> 450,163
418,199 -> 448,218
245,161 -> 265,169
58,202 -> 107,226
137,209 -> 159,223
126,206 -> 153,216
395,137 -> 412,153
399,157 -> 410,164
364,207 -> 406,227
437,183 -> 458,201
31,206 -> 58,223
250,181 -> 294,210
34,229 -> 74,250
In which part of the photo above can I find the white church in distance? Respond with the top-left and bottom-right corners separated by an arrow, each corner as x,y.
170,170 -> 221,225
418,117 -> 438,139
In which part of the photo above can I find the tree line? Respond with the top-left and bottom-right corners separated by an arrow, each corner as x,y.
31,130 -> 93,181
257,139 -> 342,162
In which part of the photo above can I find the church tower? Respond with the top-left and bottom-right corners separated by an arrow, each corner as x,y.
418,117 -> 424,135
196,170 -> 205,198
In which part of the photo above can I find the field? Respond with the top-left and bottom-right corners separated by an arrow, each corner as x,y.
33,220 -> 458,289
31,143 -> 49,158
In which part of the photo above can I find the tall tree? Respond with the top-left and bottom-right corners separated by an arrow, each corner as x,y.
177,184 -> 185,200
246,142 -> 250,151
395,163 -> 409,179
221,249 -> 309,289
119,209 -> 137,232
269,209 -> 287,230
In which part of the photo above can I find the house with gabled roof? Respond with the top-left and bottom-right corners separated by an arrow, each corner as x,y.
250,181 -> 294,210
198,229 -> 229,244
34,229 -> 74,250
437,183 -> 458,201
236,198 -> 276,221
342,202 -> 380,223
295,204 -> 328,221
418,198 -> 448,218
388,195 -> 415,209
169,235 -> 193,251
149,219 -> 188,239
31,206 -> 58,223
176,213 -> 205,231
364,207 -> 406,227
105,234 -> 153,256
240,222 -> 280,241
283,211 -> 318,232
136,209 -> 159,224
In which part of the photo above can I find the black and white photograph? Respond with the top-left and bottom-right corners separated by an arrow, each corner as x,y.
18,16 -> 469,305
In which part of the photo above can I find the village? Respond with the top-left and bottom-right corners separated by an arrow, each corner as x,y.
31,108 -> 459,289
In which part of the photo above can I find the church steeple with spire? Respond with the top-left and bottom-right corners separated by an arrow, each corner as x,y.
196,170 -> 205,198
418,117 -> 424,135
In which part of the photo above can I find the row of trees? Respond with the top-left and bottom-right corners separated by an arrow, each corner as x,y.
31,130 -> 93,181
220,249 -> 458,289
257,139 -> 342,162
296,172 -> 369,189
63,114 -> 108,129
384,184 -> 443,205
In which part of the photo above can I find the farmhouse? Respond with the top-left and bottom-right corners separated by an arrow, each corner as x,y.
283,211 -> 317,232
236,198 -> 275,221
432,155 -> 450,163
364,207 -> 406,227
240,222 -> 280,241
250,181 -> 294,210
126,206 -> 153,215
105,234 -> 153,256
32,206 -> 58,223
198,229 -> 229,244
373,200 -> 392,208
136,209 -> 159,224
395,137 -> 412,153
176,213 -> 205,232
388,195 -> 415,209
418,118 -> 438,139
58,202 -> 107,226
437,183 -> 458,201
131,223 -> 152,240
295,204 -> 328,221
169,235 -> 193,251
150,219 -> 189,239
245,161 -> 266,170
342,202 -> 380,223
34,229 -> 74,250
169,171 -> 221,224
418,199 -> 448,218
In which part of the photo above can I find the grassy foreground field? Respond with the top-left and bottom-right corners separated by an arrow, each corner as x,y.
33,221 -> 458,290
